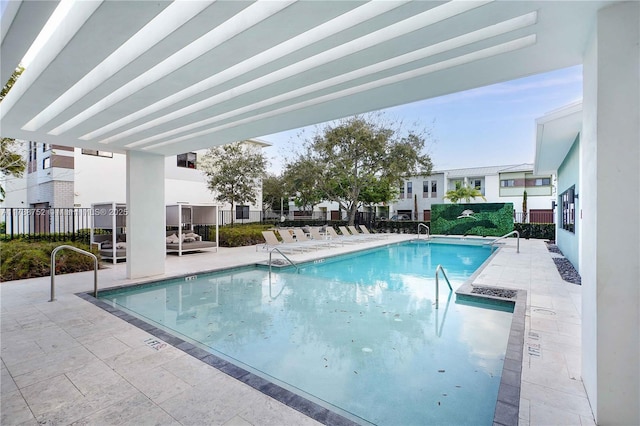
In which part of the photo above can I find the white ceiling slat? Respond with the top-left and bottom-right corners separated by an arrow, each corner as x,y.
0,1 -> 613,156
127,12 -> 538,150
22,0 -> 215,133
0,0 -> 102,120
47,0 -> 295,136
82,0 -> 410,143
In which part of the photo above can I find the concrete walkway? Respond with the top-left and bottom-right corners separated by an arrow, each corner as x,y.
1,236 -> 593,425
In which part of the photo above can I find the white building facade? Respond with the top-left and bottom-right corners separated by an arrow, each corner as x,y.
392,164 -> 554,222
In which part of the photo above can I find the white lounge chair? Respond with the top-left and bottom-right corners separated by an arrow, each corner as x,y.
277,228 -> 315,252
309,227 -> 341,247
348,225 -> 380,241
339,226 -> 371,242
292,228 -> 333,250
356,224 -> 388,239
326,226 -> 361,244
260,230 -> 305,253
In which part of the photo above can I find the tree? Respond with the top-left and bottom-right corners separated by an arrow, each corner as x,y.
522,190 -> 528,223
443,181 -> 487,204
282,155 -> 325,213
0,65 -> 24,102
306,114 -> 432,225
261,173 -> 287,214
0,67 -> 27,201
200,141 -> 267,225
0,138 -> 26,201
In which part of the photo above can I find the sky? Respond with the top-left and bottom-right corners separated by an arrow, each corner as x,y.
259,64 -> 583,174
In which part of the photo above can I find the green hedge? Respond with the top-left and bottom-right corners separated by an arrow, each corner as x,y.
216,223 -> 274,247
0,240 -> 100,282
431,203 -> 514,237
514,223 -> 555,240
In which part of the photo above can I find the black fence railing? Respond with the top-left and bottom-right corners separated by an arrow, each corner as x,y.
1,207 -> 93,242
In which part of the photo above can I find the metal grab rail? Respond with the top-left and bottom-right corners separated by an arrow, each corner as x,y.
488,230 -> 520,253
50,245 -> 98,302
269,248 -> 299,275
435,264 -> 453,309
417,223 -> 430,239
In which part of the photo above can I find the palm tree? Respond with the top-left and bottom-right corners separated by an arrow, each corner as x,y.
443,181 -> 487,204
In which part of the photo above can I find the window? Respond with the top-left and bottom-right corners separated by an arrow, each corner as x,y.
501,179 -> 515,187
42,143 -> 49,152
473,179 -> 482,190
431,181 -> 437,196
407,182 -> 413,196
42,157 -> 51,169
422,181 -> 429,198
177,152 -> 197,169
29,141 -> 36,161
534,178 -> 551,186
399,182 -> 405,199
236,205 -> 249,220
560,186 -> 576,233
82,149 -> 113,158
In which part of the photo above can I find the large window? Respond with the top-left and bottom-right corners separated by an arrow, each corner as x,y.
560,186 -> 576,233
399,182 -> 405,199
236,205 -> 249,220
534,178 -> 551,186
177,152 -> 197,169
422,181 -> 429,198
431,181 -> 437,197
407,182 -> 413,196
82,149 -> 113,158
500,179 -> 515,187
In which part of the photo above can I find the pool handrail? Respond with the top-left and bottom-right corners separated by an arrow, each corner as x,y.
488,230 -> 520,253
51,245 -> 98,301
417,223 -> 430,239
269,247 -> 299,275
434,264 -> 452,309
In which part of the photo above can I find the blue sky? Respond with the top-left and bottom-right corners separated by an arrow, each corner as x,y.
260,64 -> 583,174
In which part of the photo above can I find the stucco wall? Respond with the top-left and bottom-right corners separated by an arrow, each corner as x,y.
556,135 -> 580,271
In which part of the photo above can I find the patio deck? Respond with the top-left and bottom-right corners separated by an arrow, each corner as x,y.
0,236 -> 592,425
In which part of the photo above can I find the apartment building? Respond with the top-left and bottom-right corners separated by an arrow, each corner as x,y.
2,139 -> 268,218
393,163 -> 555,222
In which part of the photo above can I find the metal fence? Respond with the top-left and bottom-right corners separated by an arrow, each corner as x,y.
514,211 -> 555,224
1,207 -> 93,241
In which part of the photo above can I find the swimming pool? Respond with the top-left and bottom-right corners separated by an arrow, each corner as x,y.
99,241 -> 513,425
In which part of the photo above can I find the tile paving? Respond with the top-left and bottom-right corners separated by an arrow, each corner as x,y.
1,235 -> 592,425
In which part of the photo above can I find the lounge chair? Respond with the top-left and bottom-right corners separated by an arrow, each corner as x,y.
277,228 -> 316,251
326,226 -> 361,244
358,224 -> 388,239
309,227 -> 341,247
348,225 -> 380,241
260,230 -> 305,253
293,228 -> 334,249
339,226 -> 371,242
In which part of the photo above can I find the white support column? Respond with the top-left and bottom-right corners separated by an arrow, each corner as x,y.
126,151 -> 166,279
581,2 -> 639,424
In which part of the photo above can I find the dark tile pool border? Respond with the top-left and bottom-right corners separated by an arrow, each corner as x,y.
76,291 -> 361,426
456,282 -> 526,426
78,241 -> 522,426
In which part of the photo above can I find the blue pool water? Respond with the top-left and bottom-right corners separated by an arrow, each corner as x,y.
100,241 -> 512,425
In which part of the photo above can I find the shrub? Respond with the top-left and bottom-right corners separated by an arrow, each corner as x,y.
514,223 -> 555,240
0,240 -> 100,282
216,223 -> 273,247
